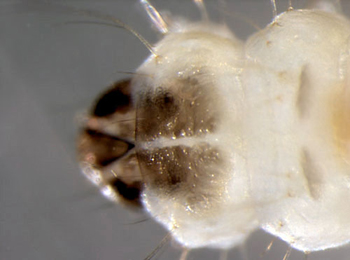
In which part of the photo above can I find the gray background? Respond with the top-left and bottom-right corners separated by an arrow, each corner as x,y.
1,0 -> 350,259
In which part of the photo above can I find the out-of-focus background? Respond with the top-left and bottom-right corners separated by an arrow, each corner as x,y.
1,0 -> 350,259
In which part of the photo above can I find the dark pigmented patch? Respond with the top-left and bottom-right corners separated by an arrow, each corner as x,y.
92,78 -> 132,117
297,66 -> 312,118
137,143 -> 222,204
136,77 -> 219,141
78,129 -> 135,168
301,149 -> 322,199
108,178 -> 142,206
134,75 -> 224,212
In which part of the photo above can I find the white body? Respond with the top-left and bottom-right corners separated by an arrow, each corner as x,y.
131,2 -> 350,252
245,9 -> 350,251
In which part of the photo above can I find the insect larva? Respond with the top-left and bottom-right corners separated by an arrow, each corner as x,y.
76,0 -> 350,257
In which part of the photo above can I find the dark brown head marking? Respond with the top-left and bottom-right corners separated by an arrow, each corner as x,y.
92,79 -> 132,117
77,78 -> 143,208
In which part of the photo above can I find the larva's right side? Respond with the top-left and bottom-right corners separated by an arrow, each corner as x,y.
243,4 -> 350,252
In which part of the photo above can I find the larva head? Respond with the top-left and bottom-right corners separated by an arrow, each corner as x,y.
77,79 -> 143,208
